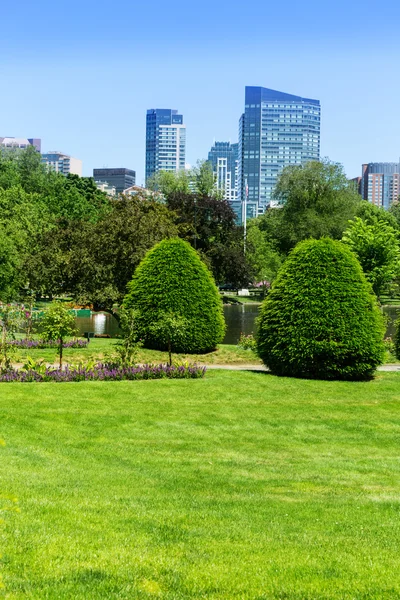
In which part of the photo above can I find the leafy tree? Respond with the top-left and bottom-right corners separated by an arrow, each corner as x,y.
149,312 -> 189,365
246,219 -> 283,284
40,302 -> 77,368
190,160 -> 221,198
0,229 -> 22,302
342,216 -> 400,298
269,160 -> 361,254
25,194 -> 179,309
147,169 -> 191,197
389,201 -> 400,229
257,238 -> 385,380
124,238 -> 225,353
356,201 -> 399,231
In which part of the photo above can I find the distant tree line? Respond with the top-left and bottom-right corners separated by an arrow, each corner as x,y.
1,148 -> 400,308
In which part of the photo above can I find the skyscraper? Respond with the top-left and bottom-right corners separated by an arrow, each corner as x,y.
207,141 -> 240,219
93,168 -> 136,193
238,86 -> 321,219
361,162 -> 400,209
145,109 -> 186,184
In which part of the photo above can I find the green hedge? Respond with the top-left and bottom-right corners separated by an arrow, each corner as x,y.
257,238 -> 385,380
124,238 -> 226,353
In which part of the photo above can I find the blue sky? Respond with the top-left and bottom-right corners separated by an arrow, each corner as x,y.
2,0 -> 400,184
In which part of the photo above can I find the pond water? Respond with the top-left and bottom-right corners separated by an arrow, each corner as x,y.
73,304 -> 399,345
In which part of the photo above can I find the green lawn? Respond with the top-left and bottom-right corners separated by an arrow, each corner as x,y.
13,339 -> 262,366
1,371 -> 400,598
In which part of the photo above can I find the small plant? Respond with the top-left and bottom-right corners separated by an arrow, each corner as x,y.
40,302 -> 77,369
383,336 -> 396,362
149,312 -> 189,366
0,304 -> 22,369
238,333 -> 257,351
106,307 -> 143,368
21,356 -> 48,375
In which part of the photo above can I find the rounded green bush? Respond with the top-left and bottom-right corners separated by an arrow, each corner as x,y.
124,238 -> 226,353
257,238 -> 385,380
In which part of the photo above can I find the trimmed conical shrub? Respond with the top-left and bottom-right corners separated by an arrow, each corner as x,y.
124,238 -> 226,353
257,238 -> 385,380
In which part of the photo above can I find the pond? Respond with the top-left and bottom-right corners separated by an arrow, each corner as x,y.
73,304 -> 399,345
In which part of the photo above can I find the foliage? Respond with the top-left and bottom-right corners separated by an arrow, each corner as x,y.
0,363 -> 206,382
342,216 -> 400,298
124,238 -> 226,353
40,302 -> 77,368
264,159 -> 361,254
149,312 -> 190,365
0,229 -> 22,302
147,169 -> 191,197
0,304 -> 24,368
245,219 -> 283,283
356,201 -> 399,231
384,336 -> 396,361
8,338 -> 88,349
395,320 -> 400,361
237,333 -> 257,351
107,307 -> 142,368
257,238 -> 385,380
388,200 -> 400,229
26,194 -> 178,308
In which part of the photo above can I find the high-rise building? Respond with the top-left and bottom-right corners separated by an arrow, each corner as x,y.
93,168 -> 136,193
361,162 -> 400,209
238,86 -> 321,219
41,151 -> 82,176
145,109 -> 186,184
0,137 -> 41,152
207,141 -> 240,219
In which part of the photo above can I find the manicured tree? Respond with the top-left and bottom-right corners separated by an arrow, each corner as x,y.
124,238 -> 225,353
257,238 -> 385,380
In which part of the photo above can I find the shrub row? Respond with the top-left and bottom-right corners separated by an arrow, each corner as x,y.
8,339 -> 88,349
0,363 -> 206,383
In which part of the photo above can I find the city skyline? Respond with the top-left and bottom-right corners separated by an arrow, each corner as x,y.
2,0 -> 400,185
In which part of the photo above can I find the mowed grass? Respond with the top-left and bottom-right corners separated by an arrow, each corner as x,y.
1,371 -> 400,598
14,339 -> 262,366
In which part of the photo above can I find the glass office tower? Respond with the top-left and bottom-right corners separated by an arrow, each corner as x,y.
145,109 -> 186,184
238,87 -> 321,218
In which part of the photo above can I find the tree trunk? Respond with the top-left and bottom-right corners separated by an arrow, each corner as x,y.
168,338 -> 172,367
59,338 -> 63,370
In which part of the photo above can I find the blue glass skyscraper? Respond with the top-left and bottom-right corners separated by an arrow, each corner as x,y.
145,109 -> 186,184
238,87 -> 321,218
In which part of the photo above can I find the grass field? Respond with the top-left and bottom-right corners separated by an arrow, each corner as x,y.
13,339 -> 262,366
1,370 -> 400,598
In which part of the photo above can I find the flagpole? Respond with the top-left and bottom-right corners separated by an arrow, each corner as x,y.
243,178 -> 248,254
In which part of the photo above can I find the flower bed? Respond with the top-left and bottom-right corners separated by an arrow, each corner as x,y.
0,363 -> 206,382
8,339 -> 89,349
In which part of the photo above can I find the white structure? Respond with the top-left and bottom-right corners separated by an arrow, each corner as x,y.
95,181 -> 116,196
216,157 -> 238,204
0,137 -> 41,151
41,151 -> 82,176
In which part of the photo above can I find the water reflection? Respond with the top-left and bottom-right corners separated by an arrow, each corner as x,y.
72,304 -> 399,344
